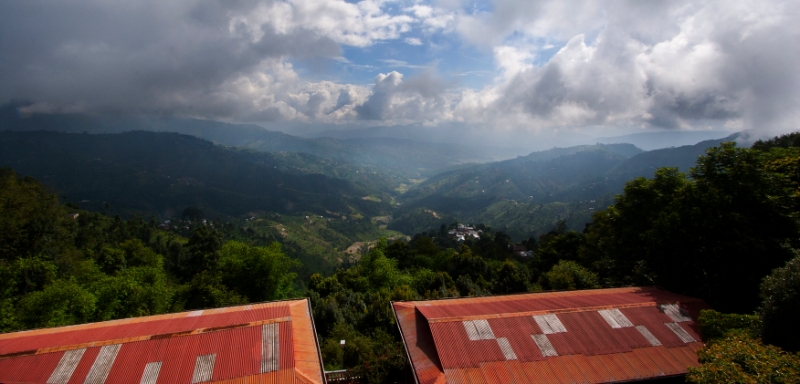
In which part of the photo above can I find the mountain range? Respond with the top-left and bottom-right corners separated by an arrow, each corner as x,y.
1,105 -> 746,239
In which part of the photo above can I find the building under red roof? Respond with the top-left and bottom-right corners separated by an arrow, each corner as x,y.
392,287 -> 709,384
0,299 -> 324,384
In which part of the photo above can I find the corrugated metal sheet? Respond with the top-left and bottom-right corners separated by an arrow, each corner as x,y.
48,348 -> 85,384
84,344 -> 121,384
139,362 -> 161,384
394,286 -> 710,384
0,299 -> 324,384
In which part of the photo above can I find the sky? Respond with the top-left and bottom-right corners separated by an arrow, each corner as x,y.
1,0 -> 798,144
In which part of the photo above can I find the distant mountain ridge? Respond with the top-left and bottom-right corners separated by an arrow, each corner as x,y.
0,105 -> 514,177
0,130 -> 389,219
390,135 -> 742,238
594,130 -> 733,150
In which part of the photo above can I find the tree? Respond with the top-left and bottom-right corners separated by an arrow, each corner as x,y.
92,267 -> 174,321
219,241 -> 300,302
760,252 -> 800,352
696,309 -> 761,342
540,260 -> 599,291
582,143 -> 799,312
178,271 -> 246,310
17,280 -> 97,328
493,260 -> 531,294
0,168 -> 71,261
536,221 -> 585,272
183,226 -> 222,279
687,329 -> 800,384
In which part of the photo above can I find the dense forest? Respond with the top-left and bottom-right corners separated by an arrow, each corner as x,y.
2,133 -> 800,382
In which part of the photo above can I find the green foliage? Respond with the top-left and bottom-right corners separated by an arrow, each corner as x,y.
540,260 -> 599,290
355,246 -> 413,291
536,221 -> 585,271
412,269 -> 457,298
697,309 -> 761,342
0,168 -> 310,331
320,323 -> 409,383
752,132 -> 800,151
494,260 -> 532,293
687,329 -> 800,384
0,131 -> 392,220
178,271 -> 247,310
582,143 -> 799,312
350,328 -> 410,384
219,241 -> 300,302
17,280 -> 97,329
0,168 -> 71,260
119,239 -> 163,269
392,138 -> 730,240
7,257 -> 58,296
760,252 -> 800,352
92,267 -> 174,321
183,226 -> 223,279
387,208 -> 457,237
448,245 -> 495,283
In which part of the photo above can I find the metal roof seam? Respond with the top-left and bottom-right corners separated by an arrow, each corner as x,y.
424,301 -> 698,323
393,303 -> 422,384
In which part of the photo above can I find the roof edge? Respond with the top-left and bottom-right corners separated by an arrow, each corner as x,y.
392,302 -> 421,384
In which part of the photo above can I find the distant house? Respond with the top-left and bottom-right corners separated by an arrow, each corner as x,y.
393,287 -> 708,384
448,224 -> 482,242
510,245 -> 529,257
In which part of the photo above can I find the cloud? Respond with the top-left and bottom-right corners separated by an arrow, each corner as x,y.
0,0 -> 353,116
0,0 -> 414,120
0,0 -> 797,139
406,4 -> 455,34
355,70 -> 454,122
232,0 -> 416,47
454,0 -> 800,134
378,59 -> 429,69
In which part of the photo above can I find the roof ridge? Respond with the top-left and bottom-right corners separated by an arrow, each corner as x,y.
423,300 -> 704,323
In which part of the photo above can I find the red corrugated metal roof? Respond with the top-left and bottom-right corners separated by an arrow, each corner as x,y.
393,287 -> 710,384
0,299 -> 324,384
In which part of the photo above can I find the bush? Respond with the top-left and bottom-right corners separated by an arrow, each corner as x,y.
697,309 -> 761,341
687,329 -> 800,384
17,280 -> 97,328
540,260 -> 599,290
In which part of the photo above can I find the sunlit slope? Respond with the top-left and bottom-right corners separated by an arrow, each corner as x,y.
401,144 -> 639,204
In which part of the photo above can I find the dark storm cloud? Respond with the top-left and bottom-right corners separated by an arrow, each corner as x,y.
0,0 -> 339,117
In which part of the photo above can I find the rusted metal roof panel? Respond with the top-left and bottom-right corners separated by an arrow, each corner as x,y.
0,299 -> 323,384
0,350 -> 63,383
394,286 -> 710,384
393,303 -> 445,384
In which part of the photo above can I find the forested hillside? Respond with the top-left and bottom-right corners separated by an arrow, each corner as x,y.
0,168 -> 299,331
0,130 -> 391,218
391,135 -> 740,238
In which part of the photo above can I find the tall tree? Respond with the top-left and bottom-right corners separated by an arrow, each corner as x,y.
582,143 -> 798,312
